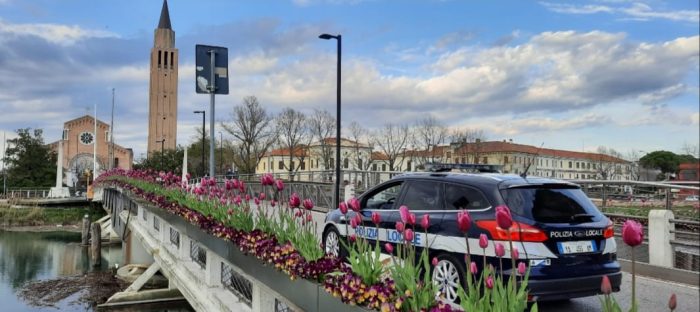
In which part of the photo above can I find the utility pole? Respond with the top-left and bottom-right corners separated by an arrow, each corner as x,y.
109,88 -> 115,169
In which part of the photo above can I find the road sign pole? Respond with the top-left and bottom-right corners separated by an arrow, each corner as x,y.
209,50 -> 216,179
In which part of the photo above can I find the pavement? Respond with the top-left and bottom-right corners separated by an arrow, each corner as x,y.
258,204 -> 700,312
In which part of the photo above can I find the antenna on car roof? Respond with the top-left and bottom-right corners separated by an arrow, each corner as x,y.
520,142 -> 544,179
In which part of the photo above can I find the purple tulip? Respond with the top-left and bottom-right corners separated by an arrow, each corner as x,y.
622,219 -> 644,247
495,205 -> 513,230
399,205 -> 410,223
457,210 -> 471,233
479,234 -> 488,249
495,243 -> 505,257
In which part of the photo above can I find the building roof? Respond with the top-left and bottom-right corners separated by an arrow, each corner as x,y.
452,141 -> 628,163
266,146 -> 308,157
371,151 -> 389,161
315,137 -> 369,148
158,0 -> 172,29
64,115 -> 110,129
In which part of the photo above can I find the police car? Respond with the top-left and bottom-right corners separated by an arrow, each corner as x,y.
321,164 -> 621,303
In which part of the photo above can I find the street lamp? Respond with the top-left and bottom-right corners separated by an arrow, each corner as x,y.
319,33 -> 342,211
156,138 -> 165,170
219,131 -> 223,175
194,110 -> 206,177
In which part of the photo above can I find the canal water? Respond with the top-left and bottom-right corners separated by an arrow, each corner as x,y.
0,230 -> 193,312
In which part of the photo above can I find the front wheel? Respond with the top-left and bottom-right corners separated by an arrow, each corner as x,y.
322,227 -> 346,259
431,253 -> 465,304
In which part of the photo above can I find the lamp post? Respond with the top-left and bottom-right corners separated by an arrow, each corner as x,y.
194,110 -> 206,176
156,138 -> 165,170
219,131 -> 223,175
319,33 -> 342,210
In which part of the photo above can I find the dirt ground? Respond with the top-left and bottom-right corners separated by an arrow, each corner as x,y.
17,271 -> 128,308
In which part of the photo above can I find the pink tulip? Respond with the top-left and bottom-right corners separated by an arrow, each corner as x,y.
270,200 -> 277,207
350,217 -> 359,229
371,212 -> 381,225
622,219 -> 644,247
275,179 -> 285,191
457,210 -> 471,233
339,202 -> 348,214
432,257 -> 439,267
399,205 -> 410,223
239,181 -> 246,192
495,205 -> 513,230
303,198 -> 314,210
495,243 -> 505,257
668,293 -> 677,311
289,193 -> 301,208
485,275 -> 494,289
232,179 -> 240,190
395,222 -> 405,233
512,247 -> 519,260
517,262 -> 527,275
470,262 -> 478,275
479,234 -> 488,249
259,192 -> 266,200
225,180 -> 232,190
306,213 -> 313,222
408,213 -> 416,225
348,197 -> 361,212
385,243 -> 394,253
601,275 -> 612,295
254,198 -> 260,206
404,229 -> 414,242
349,234 -> 356,242
421,214 -> 430,230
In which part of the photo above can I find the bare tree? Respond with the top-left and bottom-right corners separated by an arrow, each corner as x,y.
308,109 -> 336,170
276,108 -> 310,179
681,142 -> 699,158
371,123 -> 410,171
595,146 -> 624,180
413,116 -> 448,165
449,128 -> 486,163
221,96 -> 276,174
348,121 -> 372,171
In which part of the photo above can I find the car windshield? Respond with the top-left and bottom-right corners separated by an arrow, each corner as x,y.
500,185 -> 604,223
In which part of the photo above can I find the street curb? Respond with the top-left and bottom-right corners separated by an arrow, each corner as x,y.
619,259 -> 699,287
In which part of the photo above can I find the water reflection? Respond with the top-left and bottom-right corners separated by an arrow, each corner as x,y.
0,230 -> 192,312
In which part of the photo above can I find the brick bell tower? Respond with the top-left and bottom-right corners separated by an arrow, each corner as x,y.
147,0 -> 178,154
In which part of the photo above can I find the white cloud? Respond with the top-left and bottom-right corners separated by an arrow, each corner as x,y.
540,1 -> 699,23
691,113 -> 700,125
0,19 -> 119,46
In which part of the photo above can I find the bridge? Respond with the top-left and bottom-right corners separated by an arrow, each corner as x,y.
92,176 -> 699,312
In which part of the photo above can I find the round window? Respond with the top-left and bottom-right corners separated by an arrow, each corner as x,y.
79,132 -> 94,145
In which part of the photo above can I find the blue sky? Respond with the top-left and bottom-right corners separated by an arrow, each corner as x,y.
0,0 -> 698,161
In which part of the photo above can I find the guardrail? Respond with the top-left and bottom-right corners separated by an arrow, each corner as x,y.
6,188 -> 52,199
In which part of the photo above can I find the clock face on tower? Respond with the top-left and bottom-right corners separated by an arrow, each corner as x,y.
79,132 -> 95,145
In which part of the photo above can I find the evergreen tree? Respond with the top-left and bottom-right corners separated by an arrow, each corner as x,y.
4,128 -> 57,188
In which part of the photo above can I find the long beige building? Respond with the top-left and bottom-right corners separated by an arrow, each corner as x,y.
147,0 -> 179,154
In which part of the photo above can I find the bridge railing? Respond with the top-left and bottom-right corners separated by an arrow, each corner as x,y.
5,188 -> 52,199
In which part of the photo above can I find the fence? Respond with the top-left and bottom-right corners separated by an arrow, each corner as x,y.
4,188 -> 52,199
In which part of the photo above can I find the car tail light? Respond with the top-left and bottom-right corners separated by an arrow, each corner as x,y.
603,220 -> 614,239
476,220 -> 548,242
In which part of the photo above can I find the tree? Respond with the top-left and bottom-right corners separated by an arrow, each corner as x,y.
412,116 -> 448,165
4,128 -> 57,188
186,126 -> 210,177
348,121 -> 372,171
221,96 -> 277,175
595,146 -> 624,180
134,147 -> 185,173
276,108 -> 310,179
449,128 -> 486,163
371,123 -> 409,171
639,150 -> 684,174
308,109 -> 336,170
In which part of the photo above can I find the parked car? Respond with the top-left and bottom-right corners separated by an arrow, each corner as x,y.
322,171 -> 622,303
685,195 -> 699,201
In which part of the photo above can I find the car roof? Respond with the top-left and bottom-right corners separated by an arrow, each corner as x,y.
392,172 -> 579,189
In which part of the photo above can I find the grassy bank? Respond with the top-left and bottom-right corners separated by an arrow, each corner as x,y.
0,206 -> 106,228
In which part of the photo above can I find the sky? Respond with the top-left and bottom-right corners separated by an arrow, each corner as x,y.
0,0 -> 698,163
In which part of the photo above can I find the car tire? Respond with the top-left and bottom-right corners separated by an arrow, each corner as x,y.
431,252 -> 466,304
322,227 -> 346,259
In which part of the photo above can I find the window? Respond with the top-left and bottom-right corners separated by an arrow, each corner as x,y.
358,159 -> 363,169
400,181 -> 443,210
568,161 -> 572,168
343,158 -> 349,169
114,158 -> 119,168
455,158 -> 459,163
62,129 -> 69,140
504,156 -> 509,164
158,50 -> 162,67
482,157 -> 488,164
330,158 -> 335,168
164,51 -> 168,68
461,157 -> 466,163
444,184 -> 490,210
593,164 -> 597,169
170,52 -> 174,68
576,162 -> 580,169
406,160 -> 412,171
263,162 -> 266,170
364,182 -> 403,210
105,131 -> 110,142
300,161 -> 306,170
382,164 -> 386,171
278,161 -> 284,170
446,152 -> 452,159
372,163 -> 377,171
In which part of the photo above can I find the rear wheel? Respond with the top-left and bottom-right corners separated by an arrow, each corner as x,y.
322,227 -> 346,259
431,253 -> 466,304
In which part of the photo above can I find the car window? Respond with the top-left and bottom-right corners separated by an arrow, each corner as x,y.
445,184 -> 490,210
501,186 -> 604,223
400,181 -> 443,210
364,182 -> 403,210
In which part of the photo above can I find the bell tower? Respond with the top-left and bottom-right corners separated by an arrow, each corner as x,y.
147,0 -> 178,154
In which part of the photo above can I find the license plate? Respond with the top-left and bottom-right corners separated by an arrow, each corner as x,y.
557,240 -> 596,254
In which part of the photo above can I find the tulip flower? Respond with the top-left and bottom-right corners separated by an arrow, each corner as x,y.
232,179 -> 240,190
512,247 -> 519,260
275,179 -> 285,191
600,275 -> 612,295
399,205 -> 410,223
457,210 -> 471,233
349,234 -> 356,242
385,243 -> 394,254
270,200 -> 277,207
622,220 -> 643,247
289,193 -> 301,208
348,197 -> 361,212
408,213 -> 416,225
259,192 -> 266,200
668,293 -> 676,311
470,261 -> 478,275
238,181 -> 246,192
254,198 -> 260,206
495,205 -> 513,230
395,222 -> 405,233
485,275 -> 494,289
371,212 -> 381,225
479,233 -> 488,249
421,214 -> 430,230
404,229 -> 414,242
306,213 -> 313,222
495,243 -> 505,257
339,202 -> 348,214
350,216 -> 359,229
517,262 -> 527,275
303,198 -> 314,210
432,257 -> 439,267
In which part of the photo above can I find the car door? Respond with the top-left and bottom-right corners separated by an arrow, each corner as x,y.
357,180 -> 406,247
393,180 -> 446,249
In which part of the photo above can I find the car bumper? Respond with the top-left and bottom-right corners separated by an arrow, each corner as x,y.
527,272 -> 622,301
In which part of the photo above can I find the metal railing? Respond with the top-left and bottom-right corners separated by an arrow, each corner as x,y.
5,188 -> 52,199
